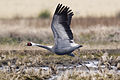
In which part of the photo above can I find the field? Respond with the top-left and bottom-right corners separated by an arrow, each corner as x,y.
0,17 -> 120,49
0,0 -> 120,79
0,0 -> 120,18
0,17 -> 120,80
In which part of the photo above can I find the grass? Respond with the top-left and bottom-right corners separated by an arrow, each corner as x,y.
57,52 -> 120,80
0,17 -> 120,80
0,49 -> 120,80
0,17 -> 120,49
38,10 -> 51,19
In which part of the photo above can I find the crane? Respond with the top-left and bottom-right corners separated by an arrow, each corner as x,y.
27,4 -> 83,57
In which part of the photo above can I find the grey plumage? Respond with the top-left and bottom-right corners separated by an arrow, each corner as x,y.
27,4 -> 83,57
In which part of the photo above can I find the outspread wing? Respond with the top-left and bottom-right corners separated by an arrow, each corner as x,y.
51,4 -> 74,48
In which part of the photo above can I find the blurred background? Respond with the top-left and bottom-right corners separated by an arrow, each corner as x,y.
0,0 -> 120,50
0,0 -> 120,18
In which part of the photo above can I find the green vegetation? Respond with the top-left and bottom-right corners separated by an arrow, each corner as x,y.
38,10 -> 51,19
116,11 -> 120,18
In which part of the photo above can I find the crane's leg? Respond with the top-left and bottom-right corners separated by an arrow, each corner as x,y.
77,48 -> 80,53
67,53 -> 75,57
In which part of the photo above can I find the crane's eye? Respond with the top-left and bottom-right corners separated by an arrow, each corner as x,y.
27,42 -> 32,46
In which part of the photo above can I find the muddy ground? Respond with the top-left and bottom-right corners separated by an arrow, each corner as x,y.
0,49 -> 120,80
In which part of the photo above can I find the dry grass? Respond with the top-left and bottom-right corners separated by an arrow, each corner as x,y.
0,49 -> 119,80
57,53 -> 120,80
0,17 -> 120,49
0,17 -> 120,79
57,69 -> 120,80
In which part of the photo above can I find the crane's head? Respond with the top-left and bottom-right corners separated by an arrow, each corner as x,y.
26,42 -> 37,46
26,42 -> 32,46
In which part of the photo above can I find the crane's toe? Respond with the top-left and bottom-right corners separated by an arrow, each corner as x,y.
68,53 -> 75,57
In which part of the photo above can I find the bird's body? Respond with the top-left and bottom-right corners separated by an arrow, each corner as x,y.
27,4 -> 83,57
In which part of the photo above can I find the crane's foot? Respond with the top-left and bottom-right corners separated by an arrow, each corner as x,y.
67,53 -> 75,57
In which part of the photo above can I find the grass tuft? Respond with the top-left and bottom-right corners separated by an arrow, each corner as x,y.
38,10 -> 51,19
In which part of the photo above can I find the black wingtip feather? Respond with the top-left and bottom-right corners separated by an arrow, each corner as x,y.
55,3 -> 73,17
69,12 -> 74,16
55,4 -> 62,14
59,6 -> 65,13
62,6 -> 69,14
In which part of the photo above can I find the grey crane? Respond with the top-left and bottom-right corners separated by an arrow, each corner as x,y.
27,4 -> 83,57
